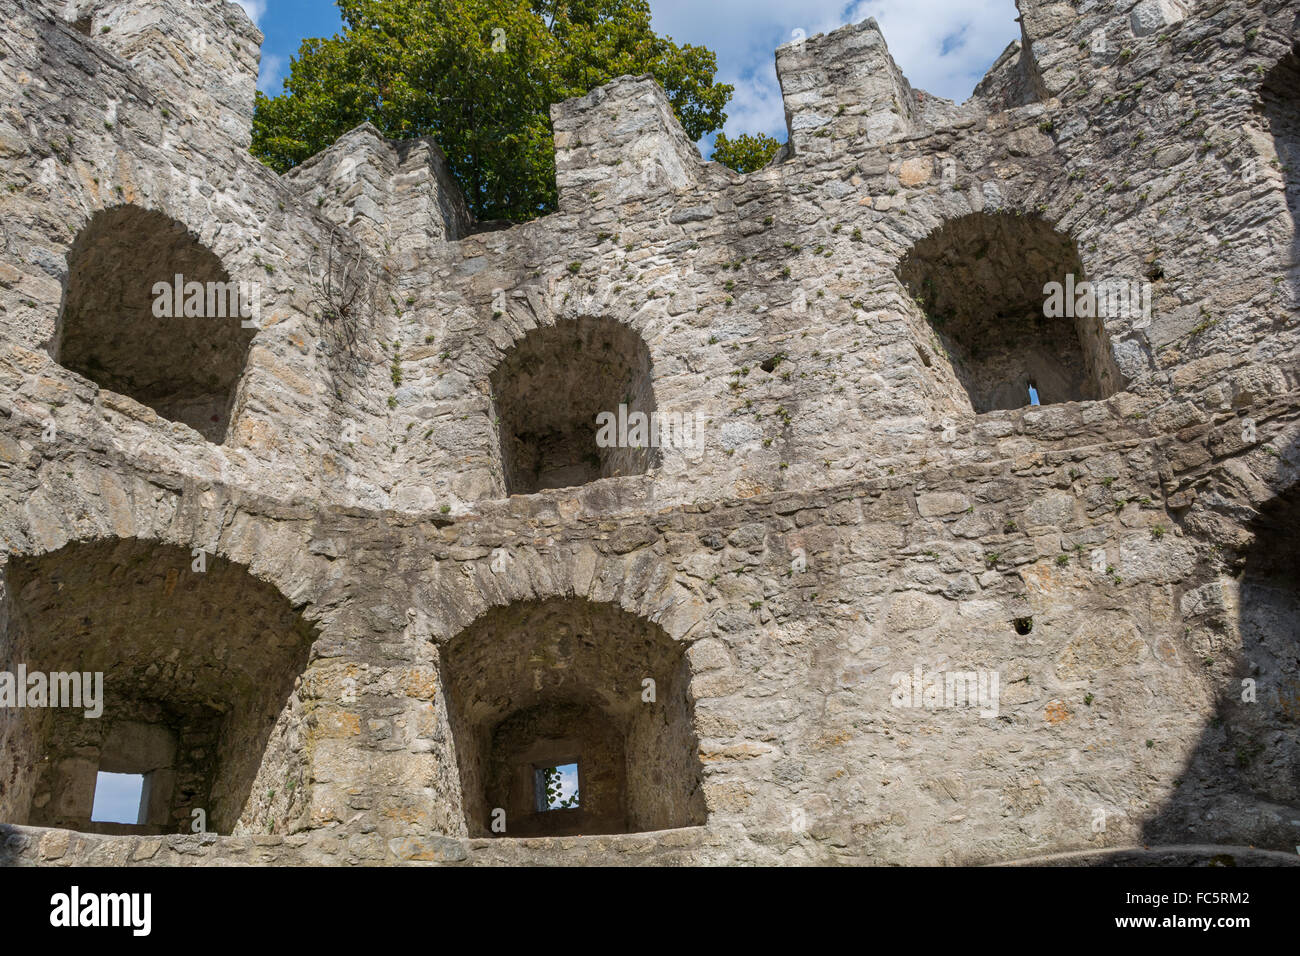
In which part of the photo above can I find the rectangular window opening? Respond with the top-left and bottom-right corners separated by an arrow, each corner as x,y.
533,762 -> 580,812
90,771 -> 147,825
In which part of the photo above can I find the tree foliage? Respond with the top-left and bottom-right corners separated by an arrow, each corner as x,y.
540,766 -> 579,809
253,0 -> 733,221
709,131 -> 782,174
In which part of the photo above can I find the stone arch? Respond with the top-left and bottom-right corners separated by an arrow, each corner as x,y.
421,535 -> 711,649
440,597 -> 706,838
488,316 -> 658,495
0,537 -> 317,836
52,205 -> 258,443
897,212 -> 1124,413
1260,47 -> 1300,222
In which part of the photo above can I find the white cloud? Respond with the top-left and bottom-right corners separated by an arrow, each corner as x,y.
649,0 -> 1020,143
258,53 -> 284,95
848,0 -> 1022,100
236,0 -> 267,27
721,73 -> 788,148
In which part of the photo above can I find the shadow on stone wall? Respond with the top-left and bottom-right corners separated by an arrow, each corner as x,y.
1141,431 -> 1299,850
1259,28 -> 1300,309
1150,31 -> 1300,847
0,824 -> 22,866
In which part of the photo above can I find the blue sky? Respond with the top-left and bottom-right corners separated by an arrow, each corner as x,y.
91,771 -> 144,825
236,0 -> 342,104
238,0 -> 1022,149
547,763 -> 579,809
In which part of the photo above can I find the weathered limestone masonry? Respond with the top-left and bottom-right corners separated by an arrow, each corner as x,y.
0,0 -> 1296,865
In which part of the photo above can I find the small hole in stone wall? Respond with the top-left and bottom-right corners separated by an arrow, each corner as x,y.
1013,617 -> 1034,635
760,354 -> 784,374
90,772 -> 146,825
534,762 -> 580,812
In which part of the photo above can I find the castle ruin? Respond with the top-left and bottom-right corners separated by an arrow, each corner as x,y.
0,0 -> 1297,865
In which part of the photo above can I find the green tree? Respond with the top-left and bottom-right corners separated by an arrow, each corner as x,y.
540,766 -> 579,809
709,131 -> 782,173
253,0 -> 732,222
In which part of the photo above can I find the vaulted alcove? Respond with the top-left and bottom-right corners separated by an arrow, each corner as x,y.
53,205 -> 258,443
898,212 -> 1124,413
441,598 -> 705,837
488,317 -> 657,495
0,539 -> 316,836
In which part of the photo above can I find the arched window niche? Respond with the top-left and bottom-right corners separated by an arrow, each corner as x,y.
53,205 -> 258,443
0,539 -> 315,836
898,212 -> 1125,414
441,598 -> 706,838
488,317 -> 659,495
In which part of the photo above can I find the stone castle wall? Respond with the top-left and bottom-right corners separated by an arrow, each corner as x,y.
0,0 -> 1296,865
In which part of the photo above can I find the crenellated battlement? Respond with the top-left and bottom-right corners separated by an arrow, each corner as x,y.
550,75 -> 724,211
286,124 -> 473,261
775,18 -> 921,158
